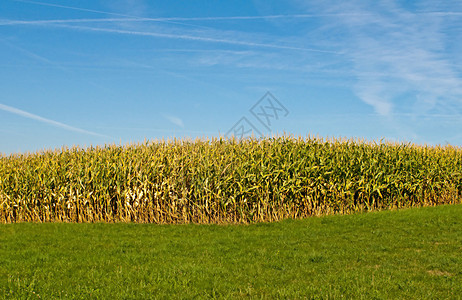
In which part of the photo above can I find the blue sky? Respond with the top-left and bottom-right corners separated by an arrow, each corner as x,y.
1,0 -> 462,154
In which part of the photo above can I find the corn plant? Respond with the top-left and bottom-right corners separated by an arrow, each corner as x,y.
1,136 -> 461,223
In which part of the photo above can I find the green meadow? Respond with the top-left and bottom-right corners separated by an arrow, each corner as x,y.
1,204 -> 461,299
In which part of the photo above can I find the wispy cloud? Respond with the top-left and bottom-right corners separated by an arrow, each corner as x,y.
163,114 -> 184,128
297,1 -> 462,116
0,103 -> 109,138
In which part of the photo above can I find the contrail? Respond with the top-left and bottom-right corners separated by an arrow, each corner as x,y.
10,1 -> 371,20
0,18 -> 133,26
10,0 -> 211,29
0,17 -> 212,30
0,38 -> 62,67
4,0 -> 462,26
0,38 -> 114,93
58,24 -> 342,54
0,15 -> 374,26
0,103 -> 109,138
12,0 -> 141,18
2,19 -> 339,54
2,10 -> 462,26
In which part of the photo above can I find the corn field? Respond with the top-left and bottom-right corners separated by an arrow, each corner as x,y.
1,136 -> 461,223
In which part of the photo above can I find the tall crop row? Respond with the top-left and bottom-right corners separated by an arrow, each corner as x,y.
0,136 -> 461,223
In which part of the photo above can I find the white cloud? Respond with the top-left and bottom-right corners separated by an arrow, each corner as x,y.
354,84 -> 393,116
296,0 -> 462,116
163,114 -> 184,128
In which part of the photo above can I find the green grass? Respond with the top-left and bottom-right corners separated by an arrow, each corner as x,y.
1,205 -> 461,299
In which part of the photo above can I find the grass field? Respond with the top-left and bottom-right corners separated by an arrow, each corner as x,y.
1,204 -> 461,299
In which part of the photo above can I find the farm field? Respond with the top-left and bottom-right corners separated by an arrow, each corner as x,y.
3,0 -> 462,298
1,204 -> 461,299
1,137 -> 461,223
